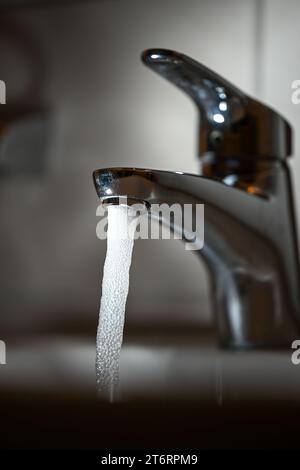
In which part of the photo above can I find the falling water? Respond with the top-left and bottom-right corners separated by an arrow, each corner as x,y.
96,205 -> 137,401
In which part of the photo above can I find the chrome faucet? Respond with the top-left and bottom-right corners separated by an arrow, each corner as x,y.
93,49 -> 300,349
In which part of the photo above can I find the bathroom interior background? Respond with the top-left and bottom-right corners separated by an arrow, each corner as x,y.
0,0 -> 299,336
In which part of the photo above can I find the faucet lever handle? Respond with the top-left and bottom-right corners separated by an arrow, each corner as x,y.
142,49 -> 291,168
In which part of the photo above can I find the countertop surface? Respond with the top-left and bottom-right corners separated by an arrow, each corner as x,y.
0,327 -> 300,448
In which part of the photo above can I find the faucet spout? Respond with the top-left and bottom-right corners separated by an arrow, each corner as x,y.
93,166 -> 300,348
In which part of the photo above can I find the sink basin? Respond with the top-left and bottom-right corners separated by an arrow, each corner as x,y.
1,328 -> 299,401
0,327 -> 300,448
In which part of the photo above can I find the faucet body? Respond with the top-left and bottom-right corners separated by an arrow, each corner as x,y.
93,49 -> 300,348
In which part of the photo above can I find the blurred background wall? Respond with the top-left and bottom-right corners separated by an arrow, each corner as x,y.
0,0 -> 299,334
